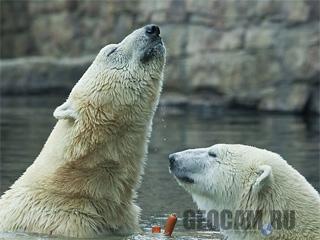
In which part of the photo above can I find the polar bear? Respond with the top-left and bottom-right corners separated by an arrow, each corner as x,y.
169,144 -> 320,240
0,24 -> 166,237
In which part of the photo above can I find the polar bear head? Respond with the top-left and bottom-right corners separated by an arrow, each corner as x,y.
169,145 -> 320,239
95,24 -> 166,77
53,25 -> 166,162
169,144 -> 290,211
74,24 -> 165,104
54,24 -> 166,120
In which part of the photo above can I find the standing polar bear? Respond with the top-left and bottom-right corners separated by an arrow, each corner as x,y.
0,25 -> 166,237
169,144 -> 320,240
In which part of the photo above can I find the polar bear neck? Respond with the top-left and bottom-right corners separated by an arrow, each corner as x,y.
231,164 -> 320,240
15,63 -> 164,202
52,105 -> 158,197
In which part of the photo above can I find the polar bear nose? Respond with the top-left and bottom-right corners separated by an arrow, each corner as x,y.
145,24 -> 160,37
169,154 -> 176,170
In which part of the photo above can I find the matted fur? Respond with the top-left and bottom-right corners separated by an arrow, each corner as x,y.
0,25 -> 166,237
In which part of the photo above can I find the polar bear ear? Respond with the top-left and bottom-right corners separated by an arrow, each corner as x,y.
53,101 -> 78,120
252,165 -> 273,193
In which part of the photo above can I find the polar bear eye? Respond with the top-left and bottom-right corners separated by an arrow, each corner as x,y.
107,47 -> 117,57
208,152 -> 217,158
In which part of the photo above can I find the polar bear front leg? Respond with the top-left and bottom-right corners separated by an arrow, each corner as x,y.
113,203 -> 142,235
53,101 -> 78,120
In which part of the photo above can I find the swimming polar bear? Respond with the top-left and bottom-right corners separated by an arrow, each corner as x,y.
169,144 -> 320,240
0,24 -> 165,238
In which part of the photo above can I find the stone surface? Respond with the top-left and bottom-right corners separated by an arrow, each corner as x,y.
164,58 -> 188,91
0,56 -> 94,95
159,92 -> 189,108
217,29 -> 244,50
160,24 -> 188,57
258,83 -> 311,113
245,27 -> 277,49
0,0 -> 319,114
186,26 -> 244,54
310,84 -> 320,114
283,0 -> 310,23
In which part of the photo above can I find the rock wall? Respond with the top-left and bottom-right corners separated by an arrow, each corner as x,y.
1,0 -> 319,113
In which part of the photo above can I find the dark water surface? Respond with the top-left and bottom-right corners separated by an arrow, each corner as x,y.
0,95 -> 319,239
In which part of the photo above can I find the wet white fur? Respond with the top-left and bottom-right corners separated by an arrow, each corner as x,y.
0,26 -> 165,237
172,144 -> 320,240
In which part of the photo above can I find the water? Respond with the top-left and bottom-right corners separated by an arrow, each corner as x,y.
0,95 -> 319,240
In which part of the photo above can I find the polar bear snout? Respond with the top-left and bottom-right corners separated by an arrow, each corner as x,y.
168,153 -> 176,170
106,24 -> 165,66
138,25 -> 164,63
168,151 -> 199,184
145,24 -> 160,37
168,153 -> 185,172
